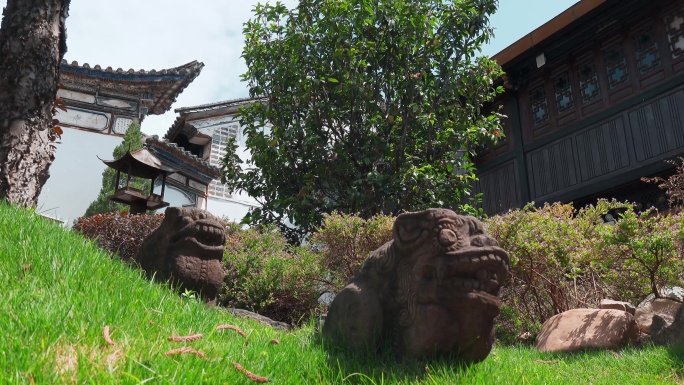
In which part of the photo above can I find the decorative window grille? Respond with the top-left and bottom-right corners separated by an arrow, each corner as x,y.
633,25 -> 661,74
603,43 -> 630,89
553,72 -> 574,113
208,123 -> 240,199
664,8 -> 684,59
576,59 -> 601,103
530,85 -> 549,126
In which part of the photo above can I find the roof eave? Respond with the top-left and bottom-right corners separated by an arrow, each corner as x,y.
492,0 -> 611,68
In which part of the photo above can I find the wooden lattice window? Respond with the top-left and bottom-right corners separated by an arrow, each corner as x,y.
633,25 -> 662,74
664,7 -> 684,59
530,85 -> 549,126
576,59 -> 601,103
603,43 -> 630,89
553,72 -> 574,113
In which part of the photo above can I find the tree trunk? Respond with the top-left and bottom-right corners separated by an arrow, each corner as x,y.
0,0 -> 70,206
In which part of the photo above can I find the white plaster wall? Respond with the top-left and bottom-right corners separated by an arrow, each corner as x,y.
37,127 -> 120,226
206,196 -> 258,224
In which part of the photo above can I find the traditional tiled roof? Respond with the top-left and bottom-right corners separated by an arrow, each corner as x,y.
165,97 -> 261,141
174,96 -> 258,114
59,60 -> 204,115
145,135 -> 220,180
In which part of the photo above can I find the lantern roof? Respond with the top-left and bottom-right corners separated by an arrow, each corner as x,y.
100,147 -> 177,179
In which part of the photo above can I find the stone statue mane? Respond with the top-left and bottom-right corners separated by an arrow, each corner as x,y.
323,208 -> 510,362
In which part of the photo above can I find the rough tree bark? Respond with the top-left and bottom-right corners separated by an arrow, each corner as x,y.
0,0 -> 70,206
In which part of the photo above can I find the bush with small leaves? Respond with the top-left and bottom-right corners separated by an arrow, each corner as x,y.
310,212 -> 394,294
73,212 -> 164,261
220,224 -> 324,325
597,206 -> 684,304
484,200 -> 631,343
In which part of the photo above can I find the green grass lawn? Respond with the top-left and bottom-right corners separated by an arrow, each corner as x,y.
1,202 -> 683,384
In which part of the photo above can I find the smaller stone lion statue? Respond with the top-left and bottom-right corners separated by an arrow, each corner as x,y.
135,207 -> 226,301
323,208 -> 510,362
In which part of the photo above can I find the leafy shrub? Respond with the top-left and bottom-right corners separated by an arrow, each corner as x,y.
310,212 -> 394,294
73,212 -> 163,261
485,200 -> 684,344
598,207 -> 684,304
220,224 -> 324,325
484,200 -> 629,342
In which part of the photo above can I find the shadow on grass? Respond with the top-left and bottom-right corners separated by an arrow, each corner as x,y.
668,343 -> 684,372
313,333 -> 474,384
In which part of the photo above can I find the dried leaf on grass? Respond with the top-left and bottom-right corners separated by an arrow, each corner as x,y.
167,333 -> 204,342
106,350 -> 122,367
102,326 -> 115,346
216,324 -> 247,338
232,362 -> 271,383
164,347 -> 206,359
535,359 -> 559,365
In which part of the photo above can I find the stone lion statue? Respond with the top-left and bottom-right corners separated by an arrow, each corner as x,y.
322,208 -> 510,362
135,207 -> 226,301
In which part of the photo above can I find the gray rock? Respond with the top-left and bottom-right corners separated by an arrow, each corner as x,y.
635,297 -> 682,334
638,286 -> 684,306
651,304 -> 684,346
599,299 -> 635,315
224,308 -> 292,331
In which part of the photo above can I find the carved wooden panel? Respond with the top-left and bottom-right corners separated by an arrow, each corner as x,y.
475,160 -> 520,215
663,4 -> 684,72
574,117 -> 631,182
629,89 -> 684,162
603,37 -> 634,103
520,79 -> 553,140
575,52 -> 606,117
526,137 -> 578,200
632,22 -> 665,88
551,66 -> 578,128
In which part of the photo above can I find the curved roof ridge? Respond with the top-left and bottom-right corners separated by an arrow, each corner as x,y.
60,59 -> 204,78
145,135 -> 220,179
174,96 -> 260,114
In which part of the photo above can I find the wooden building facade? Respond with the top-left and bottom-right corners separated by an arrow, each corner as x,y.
475,0 -> 684,214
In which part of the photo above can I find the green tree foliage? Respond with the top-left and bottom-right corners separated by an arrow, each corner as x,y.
222,0 -> 505,241
84,121 -> 150,217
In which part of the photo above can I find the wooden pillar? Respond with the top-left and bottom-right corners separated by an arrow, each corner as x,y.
126,163 -> 132,188
114,170 -> 121,190
160,173 -> 166,199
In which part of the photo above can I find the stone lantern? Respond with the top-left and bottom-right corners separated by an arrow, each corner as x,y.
100,147 -> 176,214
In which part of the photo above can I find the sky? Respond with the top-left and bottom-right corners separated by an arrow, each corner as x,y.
0,0 -> 579,223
